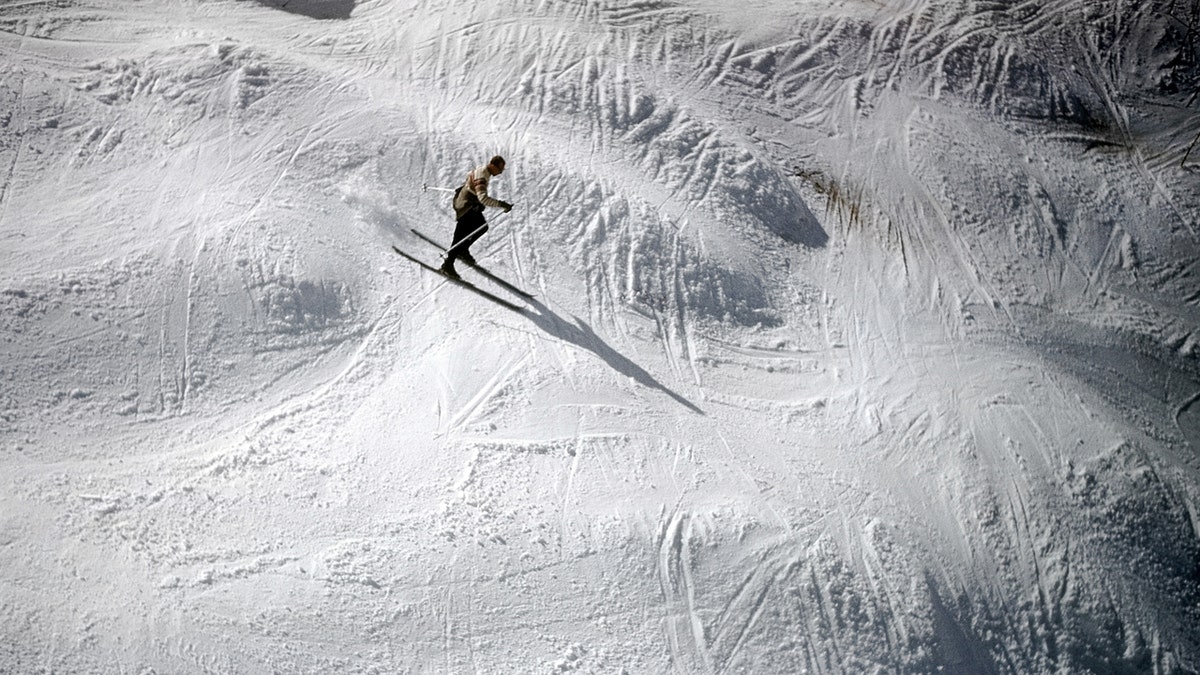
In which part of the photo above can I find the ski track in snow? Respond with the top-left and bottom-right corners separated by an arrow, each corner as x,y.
2,0 -> 1200,672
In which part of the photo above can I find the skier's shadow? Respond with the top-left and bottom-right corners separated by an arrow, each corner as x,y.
521,297 -> 705,416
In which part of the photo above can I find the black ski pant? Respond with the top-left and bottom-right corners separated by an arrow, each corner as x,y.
448,209 -> 488,262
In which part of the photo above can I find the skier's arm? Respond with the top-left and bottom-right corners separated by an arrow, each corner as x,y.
472,172 -> 511,211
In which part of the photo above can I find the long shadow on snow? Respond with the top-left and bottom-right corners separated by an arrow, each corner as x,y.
520,296 -> 704,416
255,0 -> 354,19
734,167 -> 829,248
764,197 -> 828,249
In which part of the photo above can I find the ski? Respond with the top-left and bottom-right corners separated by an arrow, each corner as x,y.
391,246 -> 524,313
409,228 -> 536,299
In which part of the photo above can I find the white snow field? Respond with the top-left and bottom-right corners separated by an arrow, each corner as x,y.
2,0 -> 1199,672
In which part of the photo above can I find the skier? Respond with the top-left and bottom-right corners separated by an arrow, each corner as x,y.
439,155 -> 513,279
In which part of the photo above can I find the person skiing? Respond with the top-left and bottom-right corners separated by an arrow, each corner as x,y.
439,155 -> 513,278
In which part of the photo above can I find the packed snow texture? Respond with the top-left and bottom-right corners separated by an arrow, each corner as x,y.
2,0 -> 1199,672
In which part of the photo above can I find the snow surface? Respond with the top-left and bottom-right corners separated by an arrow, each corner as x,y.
2,0 -> 1200,672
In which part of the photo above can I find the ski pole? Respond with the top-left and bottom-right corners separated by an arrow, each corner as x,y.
422,183 -> 456,193
445,221 -> 491,258
445,203 -> 518,257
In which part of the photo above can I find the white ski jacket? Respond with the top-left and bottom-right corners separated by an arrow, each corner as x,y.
453,164 -> 505,218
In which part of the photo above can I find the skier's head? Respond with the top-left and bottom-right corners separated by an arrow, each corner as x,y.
488,155 -> 506,175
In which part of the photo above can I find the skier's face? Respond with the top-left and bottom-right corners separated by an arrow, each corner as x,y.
489,162 -> 505,176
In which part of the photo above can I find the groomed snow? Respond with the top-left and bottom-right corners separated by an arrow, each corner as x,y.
2,0 -> 1199,672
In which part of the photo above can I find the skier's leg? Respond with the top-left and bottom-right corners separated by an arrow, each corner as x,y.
448,211 -> 487,263
442,211 -> 484,276
457,224 -> 489,265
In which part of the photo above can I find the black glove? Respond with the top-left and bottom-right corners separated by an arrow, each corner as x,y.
498,201 -> 513,213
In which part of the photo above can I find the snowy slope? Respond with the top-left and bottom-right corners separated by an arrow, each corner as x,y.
2,0 -> 1199,672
